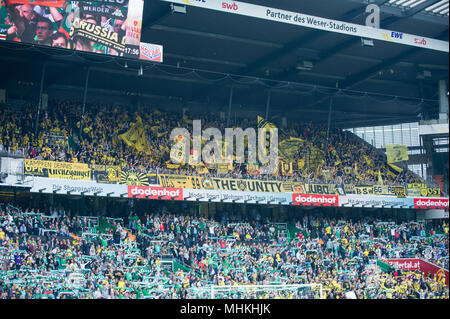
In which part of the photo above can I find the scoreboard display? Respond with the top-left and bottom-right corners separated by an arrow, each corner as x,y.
0,0 -> 162,60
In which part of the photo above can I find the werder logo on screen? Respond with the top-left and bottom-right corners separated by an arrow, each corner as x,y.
81,5 -> 127,20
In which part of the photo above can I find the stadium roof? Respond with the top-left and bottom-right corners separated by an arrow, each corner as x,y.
0,0 -> 448,128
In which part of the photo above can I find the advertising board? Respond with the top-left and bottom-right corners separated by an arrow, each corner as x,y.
30,176 -> 127,197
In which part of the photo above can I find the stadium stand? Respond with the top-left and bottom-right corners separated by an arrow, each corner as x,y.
0,0 -> 448,302
0,99 -> 430,187
0,201 -> 448,299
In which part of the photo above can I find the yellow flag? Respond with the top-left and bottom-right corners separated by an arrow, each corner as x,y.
297,158 -> 305,170
364,155 -> 373,167
118,115 -> 152,155
279,137 -> 303,160
386,144 -> 409,164
166,162 -> 180,169
197,162 -> 209,174
280,160 -> 293,176
170,135 -> 189,165
387,162 -> 404,178
257,115 -> 277,155
217,163 -> 229,174
378,170 -> 384,185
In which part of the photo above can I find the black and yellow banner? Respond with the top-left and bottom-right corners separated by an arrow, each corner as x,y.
343,184 -> 355,194
158,174 -> 345,194
257,115 -> 277,155
387,162 -> 404,178
354,185 -> 398,196
158,175 -> 203,189
303,183 -> 339,195
166,162 -> 181,169
91,164 -> 121,184
196,162 -> 209,174
394,186 -> 407,198
278,137 -> 303,160
120,170 -> 158,186
202,177 -> 284,193
280,161 -> 293,176
217,163 -> 229,174
24,159 -> 91,180
283,183 -> 339,195
159,174 -> 287,193
407,183 -> 441,197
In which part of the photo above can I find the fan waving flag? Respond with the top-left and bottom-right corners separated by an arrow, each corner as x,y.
386,144 -> 409,164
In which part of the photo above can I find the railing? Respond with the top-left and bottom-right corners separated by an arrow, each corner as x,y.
0,149 -> 26,158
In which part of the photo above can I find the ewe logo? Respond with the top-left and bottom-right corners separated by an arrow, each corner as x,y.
382,31 -> 403,42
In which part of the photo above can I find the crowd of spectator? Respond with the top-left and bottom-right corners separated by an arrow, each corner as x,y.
0,98 -> 426,188
0,202 -> 448,299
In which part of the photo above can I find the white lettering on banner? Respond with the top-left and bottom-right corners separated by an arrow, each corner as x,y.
222,194 -> 244,201
52,184 -> 103,194
29,177 -> 126,197
340,194 -> 414,208
182,188 -> 291,204
294,195 -> 337,204
414,198 -> 449,209
385,260 -> 420,270
245,194 -> 266,202
130,186 -> 180,197
163,0 -> 448,52
269,195 -> 288,203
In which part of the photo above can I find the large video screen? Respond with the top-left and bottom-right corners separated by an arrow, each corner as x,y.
0,0 -> 145,59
